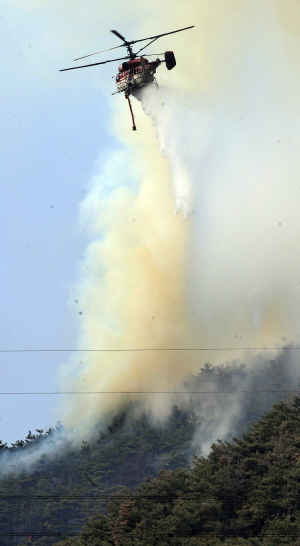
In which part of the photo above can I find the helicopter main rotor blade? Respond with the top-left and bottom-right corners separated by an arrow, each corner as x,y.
74,44 -> 124,62
111,30 -> 128,43
60,56 -> 127,72
72,26 -> 194,63
129,25 -> 194,46
135,37 -> 159,57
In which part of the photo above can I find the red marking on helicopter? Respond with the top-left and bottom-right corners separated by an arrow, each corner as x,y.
60,26 -> 194,130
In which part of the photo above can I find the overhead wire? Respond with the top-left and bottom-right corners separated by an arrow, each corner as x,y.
0,390 -> 299,394
0,346 -> 298,352
2,532 -> 300,538
0,494 -> 299,499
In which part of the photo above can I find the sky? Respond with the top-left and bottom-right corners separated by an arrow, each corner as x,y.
0,0 -> 121,444
2,0 -> 300,448
0,0 -> 195,444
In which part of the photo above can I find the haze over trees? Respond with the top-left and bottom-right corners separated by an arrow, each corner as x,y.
58,397 -> 300,545
0,355 -> 299,544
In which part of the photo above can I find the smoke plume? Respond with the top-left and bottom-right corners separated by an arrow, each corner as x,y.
58,0 -> 300,445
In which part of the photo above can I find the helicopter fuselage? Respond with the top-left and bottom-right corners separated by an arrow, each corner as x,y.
115,56 -> 161,94
60,25 -> 194,129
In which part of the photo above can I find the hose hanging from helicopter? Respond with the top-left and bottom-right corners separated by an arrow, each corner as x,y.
60,25 -> 194,130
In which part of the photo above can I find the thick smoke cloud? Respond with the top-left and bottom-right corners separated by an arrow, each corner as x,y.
58,1 -> 300,444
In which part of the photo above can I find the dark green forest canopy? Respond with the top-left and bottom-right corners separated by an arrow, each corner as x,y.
58,398 -> 300,546
0,356 -> 299,545
0,405 -> 198,545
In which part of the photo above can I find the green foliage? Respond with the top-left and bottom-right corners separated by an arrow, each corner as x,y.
1,355 -> 299,544
0,406 -> 198,545
58,397 -> 300,545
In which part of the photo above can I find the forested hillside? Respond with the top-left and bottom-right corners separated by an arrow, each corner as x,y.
58,397 -> 300,545
0,356 -> 298,544
0,406 -> 196,545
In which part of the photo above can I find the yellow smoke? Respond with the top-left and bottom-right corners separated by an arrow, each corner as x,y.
60,114 -> 195,429
59,0 -> 300,432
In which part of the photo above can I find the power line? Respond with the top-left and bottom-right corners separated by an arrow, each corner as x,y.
0,390 -> 299,394
2,532 -> 300,537
0,495 -> 252,500
0,346 -> 297,353
0,494 -> 298,500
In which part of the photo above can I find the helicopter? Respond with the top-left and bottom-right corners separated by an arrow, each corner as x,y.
60,25 -> 194,130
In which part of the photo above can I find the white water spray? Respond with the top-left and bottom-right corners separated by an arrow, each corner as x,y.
133,85 -> 195,219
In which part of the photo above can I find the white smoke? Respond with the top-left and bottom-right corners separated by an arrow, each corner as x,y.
131,5 -> 300,352
133,85 -> 197,219
57,2 -> 300,443
0,427 -> 69,479
3,1 -> 300,474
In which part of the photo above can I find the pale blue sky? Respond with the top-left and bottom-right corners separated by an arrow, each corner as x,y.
3,0 -> 299,448
0,0 -> 194,445
0,1 -> 123,444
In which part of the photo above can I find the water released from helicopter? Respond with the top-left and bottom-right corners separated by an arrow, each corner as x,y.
53,0 -> 300,452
